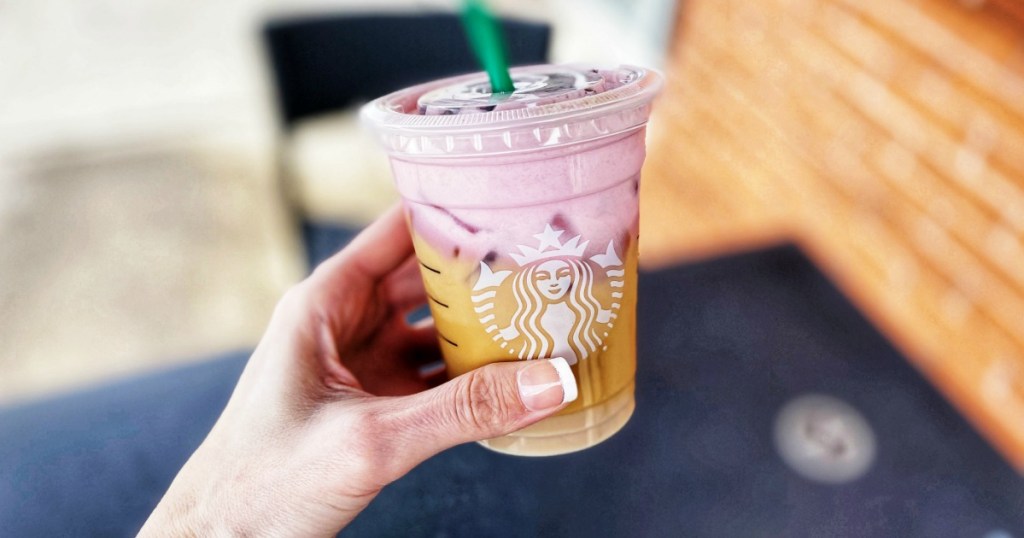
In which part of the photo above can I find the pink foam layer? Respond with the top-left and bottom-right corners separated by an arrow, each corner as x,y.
399,130 -> 646,265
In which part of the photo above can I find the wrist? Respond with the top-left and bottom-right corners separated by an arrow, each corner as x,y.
139,440 -> 248,536
141,437 -> 354,538
139,467 -> 220,536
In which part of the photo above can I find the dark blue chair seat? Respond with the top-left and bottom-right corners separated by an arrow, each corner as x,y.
2,243 -> 1021,536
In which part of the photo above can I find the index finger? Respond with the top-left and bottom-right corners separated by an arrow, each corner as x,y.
309,204 -> 413,291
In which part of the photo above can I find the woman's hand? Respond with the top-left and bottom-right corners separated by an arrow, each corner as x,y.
139,205 -> 576,537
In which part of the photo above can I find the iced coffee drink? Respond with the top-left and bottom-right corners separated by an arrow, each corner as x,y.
362,65 -> 661,455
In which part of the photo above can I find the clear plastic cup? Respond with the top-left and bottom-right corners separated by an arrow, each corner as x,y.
362,64 -> 662,456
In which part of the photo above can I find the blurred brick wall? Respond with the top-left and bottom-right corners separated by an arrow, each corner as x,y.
641,0 -> 1024,470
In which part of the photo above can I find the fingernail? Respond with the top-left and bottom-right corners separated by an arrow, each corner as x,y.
516,357 -> 578,411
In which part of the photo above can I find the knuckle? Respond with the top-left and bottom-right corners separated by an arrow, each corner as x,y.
348,405 -> 385,439
454,368 -> 519,436
272,282 -> 324,327
341,406 -> 397,485
274,283 -> 309,315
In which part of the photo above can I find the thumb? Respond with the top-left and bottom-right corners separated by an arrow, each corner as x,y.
383,357 -> 577,463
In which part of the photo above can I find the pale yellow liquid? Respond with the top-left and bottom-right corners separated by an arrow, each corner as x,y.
410,230 -> 638,456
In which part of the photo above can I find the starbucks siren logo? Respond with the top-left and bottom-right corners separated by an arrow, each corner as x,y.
471,225 -> 624,364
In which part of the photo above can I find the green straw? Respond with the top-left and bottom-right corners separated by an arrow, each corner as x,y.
460,0 -> 515,94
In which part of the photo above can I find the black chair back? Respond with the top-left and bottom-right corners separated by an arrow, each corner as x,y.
263,12 -> 551,127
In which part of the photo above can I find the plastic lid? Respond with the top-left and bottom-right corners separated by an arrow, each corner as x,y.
416,67 -> 606,115
360,64 -> 663,158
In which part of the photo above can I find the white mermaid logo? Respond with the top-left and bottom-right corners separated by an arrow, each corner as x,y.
472,225 -> 625,364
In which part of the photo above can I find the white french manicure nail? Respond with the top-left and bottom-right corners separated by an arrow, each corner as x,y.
548,357 -> 578,404
516,357 -> 579,411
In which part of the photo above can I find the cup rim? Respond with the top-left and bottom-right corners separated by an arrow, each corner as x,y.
360,63 -> 663,133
